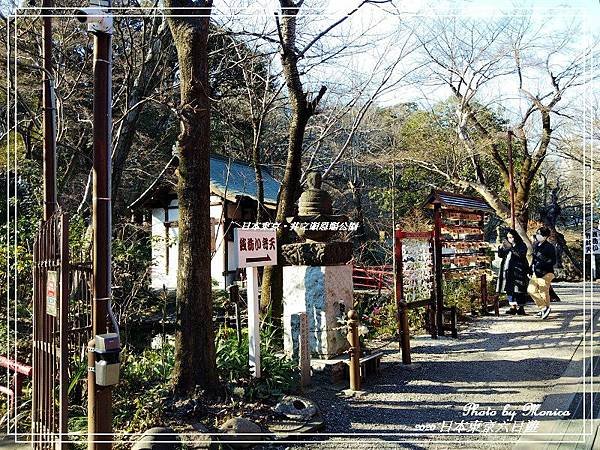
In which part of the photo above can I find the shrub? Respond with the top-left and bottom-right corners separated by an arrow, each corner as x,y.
216,326 -> 298,400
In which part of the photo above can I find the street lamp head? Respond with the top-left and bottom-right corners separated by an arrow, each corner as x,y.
74,7 -> 113,33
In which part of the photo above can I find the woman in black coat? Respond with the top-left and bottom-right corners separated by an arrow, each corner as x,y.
496,229 -> 532,315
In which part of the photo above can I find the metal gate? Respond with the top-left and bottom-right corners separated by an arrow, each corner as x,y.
32,210 -> 69,449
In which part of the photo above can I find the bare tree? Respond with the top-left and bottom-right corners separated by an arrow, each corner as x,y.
401,14 -> 593,246
260,0 -> 393,318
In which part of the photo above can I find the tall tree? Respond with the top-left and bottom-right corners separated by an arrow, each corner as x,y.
404,14 -> 591,246
164,0 -> 218,394
260,0 -> 389,317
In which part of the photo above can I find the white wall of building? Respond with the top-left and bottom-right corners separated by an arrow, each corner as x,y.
210,195 -> 227,289
151,196 -> 230,291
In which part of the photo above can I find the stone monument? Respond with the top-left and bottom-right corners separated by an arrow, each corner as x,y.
282,172 -> 353,359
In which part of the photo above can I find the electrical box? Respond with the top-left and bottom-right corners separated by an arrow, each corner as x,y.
95,333 -> 119,352
94,333 -> 120,386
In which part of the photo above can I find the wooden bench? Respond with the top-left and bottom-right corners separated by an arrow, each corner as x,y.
343,351 -> 383,381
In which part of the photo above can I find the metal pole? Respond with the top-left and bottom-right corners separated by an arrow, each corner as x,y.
507,131 -> 516,230
89,4 -> 113,448
42,0 -> 57,220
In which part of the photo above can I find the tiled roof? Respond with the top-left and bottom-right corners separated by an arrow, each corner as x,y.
210,154 -> 279,205
425,189 -> 494,213
129,154 -> 280,209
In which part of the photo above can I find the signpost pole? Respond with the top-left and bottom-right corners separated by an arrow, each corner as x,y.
234,227 -> 276,378
248,266 -> 261,378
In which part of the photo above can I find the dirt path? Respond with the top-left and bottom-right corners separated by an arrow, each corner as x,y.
290,282 -> 597,449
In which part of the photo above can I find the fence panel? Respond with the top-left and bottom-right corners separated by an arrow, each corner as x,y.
32,210 -> 69,450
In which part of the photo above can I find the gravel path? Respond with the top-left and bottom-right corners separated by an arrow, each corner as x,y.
286,282 -> 593,449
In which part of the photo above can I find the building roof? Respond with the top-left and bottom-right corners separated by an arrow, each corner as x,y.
210,154 -> 280,206
129,154 -> 280,209
424,189 -> 494,213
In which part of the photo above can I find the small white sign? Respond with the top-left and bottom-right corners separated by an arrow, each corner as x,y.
46,270 -> 57,317
234,228 -> 277,268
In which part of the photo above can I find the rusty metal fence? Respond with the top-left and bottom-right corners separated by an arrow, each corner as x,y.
31,210 -> 94,449
68,263 -> 93,362
32,209 -> 69,449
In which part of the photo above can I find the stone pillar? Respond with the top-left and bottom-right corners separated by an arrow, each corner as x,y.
283,264 -> 353,359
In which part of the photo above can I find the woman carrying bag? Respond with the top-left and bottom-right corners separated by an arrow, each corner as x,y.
497,229 -> 532,315
528,226 -> 557,320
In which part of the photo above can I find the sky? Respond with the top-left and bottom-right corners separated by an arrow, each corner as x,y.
4,0 -> 597,131
283,0 -> 599,112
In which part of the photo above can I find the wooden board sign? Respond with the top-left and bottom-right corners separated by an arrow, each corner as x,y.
233,228 -> 277,268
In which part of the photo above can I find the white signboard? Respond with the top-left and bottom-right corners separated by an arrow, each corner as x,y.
234,228 -> 277,268
46,270 -> 57,317
585,230 -> 600,255
233,228 -> 278,379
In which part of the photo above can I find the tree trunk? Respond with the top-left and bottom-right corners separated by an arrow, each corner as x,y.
165,0 -> 218,394
260,4 -> 326,318
260,105 -> 310,317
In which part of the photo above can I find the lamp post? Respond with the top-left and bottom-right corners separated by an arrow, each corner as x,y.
76,2 -> 114,448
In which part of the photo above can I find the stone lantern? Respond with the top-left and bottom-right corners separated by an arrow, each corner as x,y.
281,171 -> 354,359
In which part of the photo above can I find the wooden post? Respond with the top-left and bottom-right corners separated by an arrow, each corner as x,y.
433,203 -> 444,336
298,312 -> 311,388
480,274 -> 488,315
229,285 -> 242,345
346,310 -> 360,392
399,302 -> 411,365
248,266 -> 261,378
450,306 -> 458,338
394,230 -> 403,348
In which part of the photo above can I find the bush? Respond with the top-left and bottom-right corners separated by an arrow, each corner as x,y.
111,344 -> 174,432
443,277 -> 494,315
216,326 -> 298,401
354,292 -> 428,340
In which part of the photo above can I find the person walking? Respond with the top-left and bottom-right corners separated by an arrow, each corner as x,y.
497,229 -> 531,315
527,227 -> 557,320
